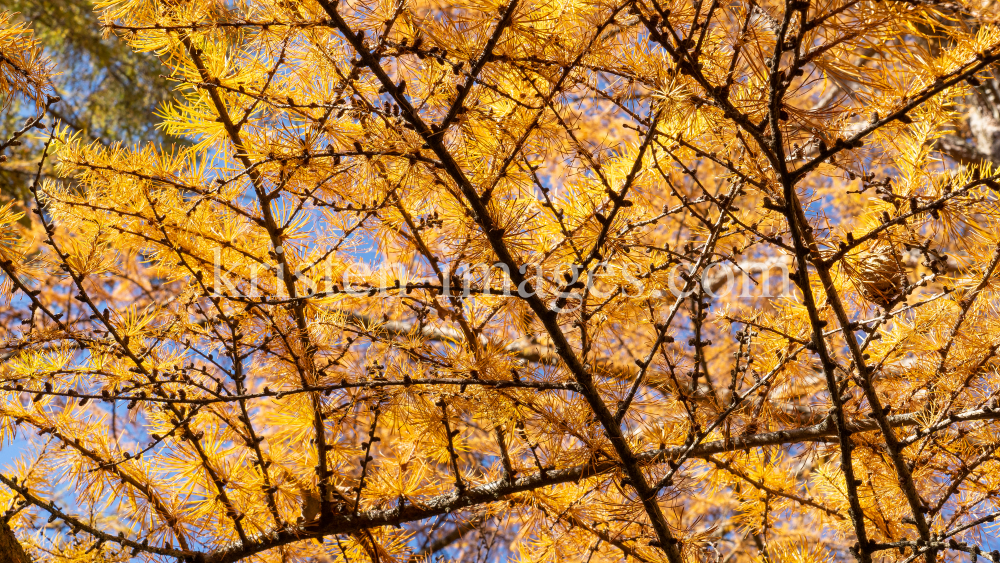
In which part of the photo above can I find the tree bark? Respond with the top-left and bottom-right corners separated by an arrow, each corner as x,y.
0,520 -> 30,563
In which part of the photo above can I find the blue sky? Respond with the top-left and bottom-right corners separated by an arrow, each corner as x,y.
0,437 -> 25,468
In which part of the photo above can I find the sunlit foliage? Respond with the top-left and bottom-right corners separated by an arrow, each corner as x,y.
2,0 -> 1000,562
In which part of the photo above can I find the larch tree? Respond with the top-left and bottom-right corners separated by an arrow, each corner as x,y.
0,0 -> 999,562
0,0 -> 183,209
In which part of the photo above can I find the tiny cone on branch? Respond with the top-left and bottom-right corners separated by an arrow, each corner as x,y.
841,244 -> 908,308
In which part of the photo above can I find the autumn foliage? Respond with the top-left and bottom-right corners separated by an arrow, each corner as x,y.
1,0 -> 1000,562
